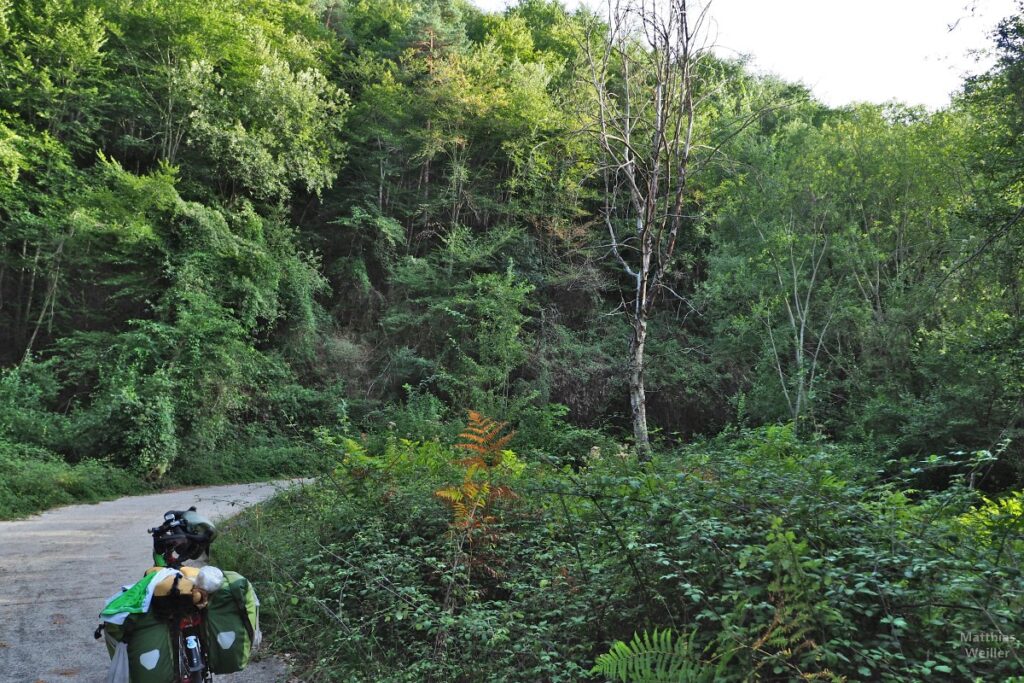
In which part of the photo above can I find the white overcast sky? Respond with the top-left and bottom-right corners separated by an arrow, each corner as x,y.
470,0 -> 1020,109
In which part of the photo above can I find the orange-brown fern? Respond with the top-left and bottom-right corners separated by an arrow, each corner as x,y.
433,411 -> 520,662
435,411 -> 518,579
455,410 -> 515,468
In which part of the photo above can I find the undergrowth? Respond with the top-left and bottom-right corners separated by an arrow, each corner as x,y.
0,438 -> 140,518
0,359 -> 326,519
216,417 -> 1024,682
0,432 -> 316,520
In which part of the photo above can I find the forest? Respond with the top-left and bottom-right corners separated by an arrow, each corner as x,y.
0,0 -> 1021,680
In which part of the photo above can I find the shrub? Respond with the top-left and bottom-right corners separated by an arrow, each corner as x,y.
216,426 -> 1024,682
168,430 -> 319,486
0,359 -> 69,452
0,438 -> 140,518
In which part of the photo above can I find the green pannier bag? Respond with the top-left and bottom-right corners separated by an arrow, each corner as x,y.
101,569 -> 182,683
202,570 -> 260,674
103,609 -> 176,683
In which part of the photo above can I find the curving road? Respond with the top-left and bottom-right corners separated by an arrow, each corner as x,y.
0,481 -> 304,683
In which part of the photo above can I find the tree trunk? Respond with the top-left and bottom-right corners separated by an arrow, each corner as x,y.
629,318 -> 652,459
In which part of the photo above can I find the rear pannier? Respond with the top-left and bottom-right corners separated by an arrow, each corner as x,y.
100,568 -> 181,683
202,570 -> 261,674
102,609 -> 175,683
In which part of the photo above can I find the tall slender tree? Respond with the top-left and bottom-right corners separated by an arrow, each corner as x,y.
583,0 -> 712,456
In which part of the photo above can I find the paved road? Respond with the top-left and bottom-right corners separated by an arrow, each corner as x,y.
0,481 -> 304,683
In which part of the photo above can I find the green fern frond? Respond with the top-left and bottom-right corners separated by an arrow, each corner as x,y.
591,628 -> 714,683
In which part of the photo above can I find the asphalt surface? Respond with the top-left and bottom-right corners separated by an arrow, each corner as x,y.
0,481 -> 306,683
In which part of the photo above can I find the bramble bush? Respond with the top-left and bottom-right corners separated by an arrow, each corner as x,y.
217,418 -> 1023,682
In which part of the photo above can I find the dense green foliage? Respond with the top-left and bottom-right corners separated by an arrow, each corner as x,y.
217,424 -> 1022,681
0,0 -> 345,512
1,0 -> 1022,679
2,0 -> 1021,491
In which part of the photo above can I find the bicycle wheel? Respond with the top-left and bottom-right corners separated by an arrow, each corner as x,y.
175,631 -> 191,683
175,627 -> 212,683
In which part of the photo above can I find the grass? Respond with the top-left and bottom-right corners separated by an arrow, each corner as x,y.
0,443 -> 142,519
0,434 -> 317,520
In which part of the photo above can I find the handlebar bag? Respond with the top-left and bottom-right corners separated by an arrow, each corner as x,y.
202,570 -> 261,674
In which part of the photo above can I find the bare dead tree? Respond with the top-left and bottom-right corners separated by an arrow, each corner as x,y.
583,0 -> 714,457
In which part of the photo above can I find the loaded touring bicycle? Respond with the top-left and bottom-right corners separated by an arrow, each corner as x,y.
96,507 -> 261,683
